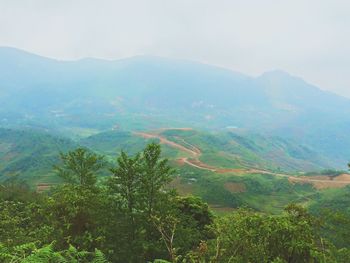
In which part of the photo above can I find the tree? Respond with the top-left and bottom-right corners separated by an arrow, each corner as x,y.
167,195 -> 214,258
47,185 -> 105,251
198,205 -> 332,263
54,148 -> 104,187
0,177 -> 34,201
151,214 -> 179,263
49,148 -> 106,251
141,143 -> 174,217
109,151 -> 142,215
107,144 -> 175,262
108,151 -> 144,262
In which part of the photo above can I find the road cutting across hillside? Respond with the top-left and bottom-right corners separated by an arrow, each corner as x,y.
134,130 -> 350,189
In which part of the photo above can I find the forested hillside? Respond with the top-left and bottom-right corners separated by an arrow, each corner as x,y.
157,129 -> 332,171
0,128 -> 77,184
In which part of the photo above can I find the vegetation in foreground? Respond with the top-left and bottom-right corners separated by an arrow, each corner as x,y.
0,144 -> 349,262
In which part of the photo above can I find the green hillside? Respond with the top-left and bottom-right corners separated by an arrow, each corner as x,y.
0,128 -> 77,185
79,130 -> 189,160
78,128 -> 335,173
159,129 -> 332,172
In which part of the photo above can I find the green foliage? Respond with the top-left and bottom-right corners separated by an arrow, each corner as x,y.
47,185 -> 105,250
0,242 -> 109,263
109,150 -> 143,213
199,178 -> 242,208
54,148 -> 105,187
309,186 -> 350,248
0,177 -> 38,201
0,199 -> 52,248
80,130 -> 157,157
0,128 -> 77,184
172,196 -> 214,255
107,143 -> 177,262
304,169 -> 345,177
191,204 -> 333,263
142,143 -> 174,215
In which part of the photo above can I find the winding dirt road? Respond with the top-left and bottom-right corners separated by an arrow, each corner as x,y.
134,130 -> 350,189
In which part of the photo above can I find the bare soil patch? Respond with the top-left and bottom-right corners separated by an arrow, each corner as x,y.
159,127 -> 194,131
289,174 -> 350,189
333,173 -> 350,181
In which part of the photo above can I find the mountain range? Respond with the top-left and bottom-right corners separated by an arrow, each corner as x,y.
0,47 -> 349,168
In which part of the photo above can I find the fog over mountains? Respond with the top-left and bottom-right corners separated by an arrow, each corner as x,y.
1,47 -> 350,168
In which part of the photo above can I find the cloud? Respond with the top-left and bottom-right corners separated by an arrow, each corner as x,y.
0,0 -> 349,96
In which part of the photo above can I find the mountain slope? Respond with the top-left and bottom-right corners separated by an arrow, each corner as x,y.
80,129 -> 333,172
1,47 -> 350,167
0,128 -> 77,184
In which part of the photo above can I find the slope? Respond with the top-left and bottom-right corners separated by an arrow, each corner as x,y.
81,128 -> 335,173
0,128 -> 77,185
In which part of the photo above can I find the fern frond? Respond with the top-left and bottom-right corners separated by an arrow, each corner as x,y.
92,248 -> 109,263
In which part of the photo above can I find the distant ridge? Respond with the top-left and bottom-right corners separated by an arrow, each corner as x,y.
0,46 -> 350,168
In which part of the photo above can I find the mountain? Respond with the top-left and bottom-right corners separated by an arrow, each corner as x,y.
1,47 -> 350,168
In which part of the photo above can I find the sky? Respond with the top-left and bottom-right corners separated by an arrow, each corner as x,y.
0,0 -> 349,97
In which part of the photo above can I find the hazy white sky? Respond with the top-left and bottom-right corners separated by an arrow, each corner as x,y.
0,0 -> 349,97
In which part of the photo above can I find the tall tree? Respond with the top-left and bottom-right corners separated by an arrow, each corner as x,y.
109,151 -> 142,216
49,148 -> 105,251
141,143 -> 174,216
108,144 -> 175,262
109,151 -> 143,262
55,148 -> 104,187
